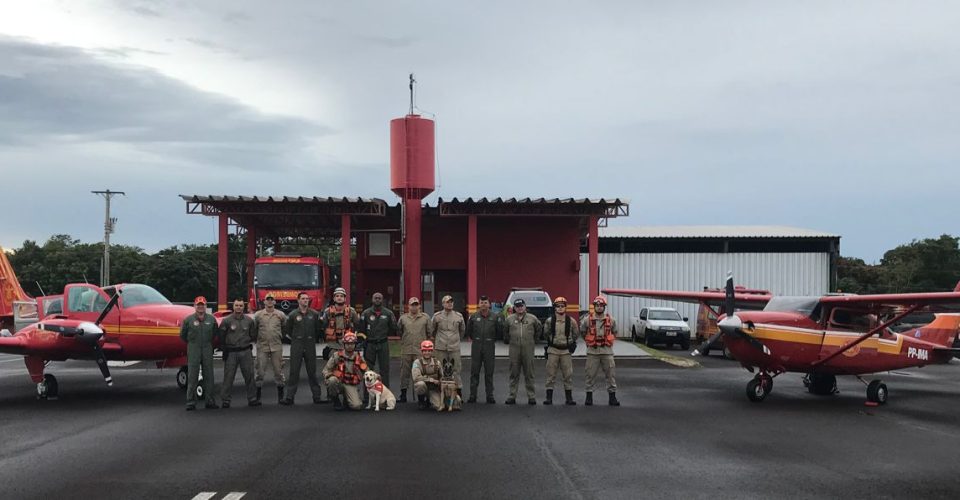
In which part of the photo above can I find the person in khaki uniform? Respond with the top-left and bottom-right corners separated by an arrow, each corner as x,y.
179,296 -> 218,411
253,293 -> 286,404
504,298 -> 542,405
543,296 -> 579,406
281,292 -> 324,405
218,299 -> 259,408
322,331 -> 368,411
580,295 -> 620,406
397,296 -> 432,403
466,295 -> 501,404
431,295 -> 465,394
412,340 -> 443,410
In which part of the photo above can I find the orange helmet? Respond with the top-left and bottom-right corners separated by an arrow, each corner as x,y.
420,340 -> 434,351
342,331 -> 358,344
553,296 -> 567,305
593,295 -> 607,306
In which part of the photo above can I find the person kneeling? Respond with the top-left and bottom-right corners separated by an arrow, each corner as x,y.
412,340 -> 443,410
322,331 -> 368,411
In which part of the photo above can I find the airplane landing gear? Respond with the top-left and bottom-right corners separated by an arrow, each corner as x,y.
176,366 -> 204,400
37,374 -> 59,400
746,373 -> 774,402
866,379 -> 888,405
805,373 -> 838,396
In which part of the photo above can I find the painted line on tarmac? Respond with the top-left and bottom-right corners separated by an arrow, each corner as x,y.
191,493 -> 245,500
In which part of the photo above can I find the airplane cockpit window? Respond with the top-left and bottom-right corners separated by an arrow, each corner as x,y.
829,308 -> 874,331
763,297 -> 820,316
67,286 -> 107,313
121,284 -> 172,307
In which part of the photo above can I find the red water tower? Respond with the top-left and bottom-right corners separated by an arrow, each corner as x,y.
390,113 -> 435,306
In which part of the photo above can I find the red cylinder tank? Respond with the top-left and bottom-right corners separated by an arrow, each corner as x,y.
390,115 -> 435,199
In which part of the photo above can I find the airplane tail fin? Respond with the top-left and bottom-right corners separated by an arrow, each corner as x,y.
913,314 -> 960,348
0,246 -> 31,320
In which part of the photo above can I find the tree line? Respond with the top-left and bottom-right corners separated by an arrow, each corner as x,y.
5,233 -> 960,303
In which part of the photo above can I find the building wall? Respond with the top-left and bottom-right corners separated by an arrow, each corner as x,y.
477,217 -> 581,308
579,252 -> 832,336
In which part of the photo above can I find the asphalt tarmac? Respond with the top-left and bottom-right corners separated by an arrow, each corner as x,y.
1,350 -> 959,500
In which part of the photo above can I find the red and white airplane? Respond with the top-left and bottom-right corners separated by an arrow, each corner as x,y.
605,274 -> 960,404
0,279 -> 198,399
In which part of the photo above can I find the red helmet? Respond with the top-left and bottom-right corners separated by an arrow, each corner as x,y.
593,295 -> 607,306
420,340 -> 434,351
342,331 -> 358,344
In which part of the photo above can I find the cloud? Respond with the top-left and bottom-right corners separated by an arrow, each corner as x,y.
0,36 -> 332,168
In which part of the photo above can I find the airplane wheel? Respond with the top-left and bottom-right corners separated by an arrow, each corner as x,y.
867,380 -> 887,405
808,373 -> 837,396
37,374 -> 59,400
176,366 -> 188,389
746,377 -> 768,402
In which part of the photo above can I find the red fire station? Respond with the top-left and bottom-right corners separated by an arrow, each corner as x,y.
182,113 -> 628,315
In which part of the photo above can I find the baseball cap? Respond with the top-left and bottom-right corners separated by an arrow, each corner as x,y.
264,293 -> 275,300
408,297 -> 420,305
442,295 -> 453,303
513,298 -> 526,307
193,296 -> 207,305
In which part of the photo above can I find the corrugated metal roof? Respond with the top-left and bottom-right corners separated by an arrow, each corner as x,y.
599,225 -> 839,239
180,195 -> 387,204
437,197 -> 629,205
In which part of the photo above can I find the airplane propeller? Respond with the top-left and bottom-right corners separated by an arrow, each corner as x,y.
39,290 -> 120,386
692,272 -> 771,357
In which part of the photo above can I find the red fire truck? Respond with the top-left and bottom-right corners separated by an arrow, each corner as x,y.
251,255 -> 331,313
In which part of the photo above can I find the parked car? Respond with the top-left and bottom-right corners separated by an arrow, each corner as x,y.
498,287 -> 553,342
631,307 -> 691,350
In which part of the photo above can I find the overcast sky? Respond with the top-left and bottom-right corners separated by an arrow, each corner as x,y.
0,0 -> 957,261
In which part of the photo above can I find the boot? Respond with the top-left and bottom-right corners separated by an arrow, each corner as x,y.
399,389 -> 408,403
333,394 -> 344,411
255,387 -> 262,404
505,397 -> 516,405
277,385 -> 285,404
544,389 -> 553,405
467,394 -> 477,403
609,392 -> 621,406
585,392 -> 593,406
417,394 -> 429,410
565,390 -> 576,406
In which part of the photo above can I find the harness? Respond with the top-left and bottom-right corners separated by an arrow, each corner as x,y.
546,315 -> 574,349
333,351 -> 367,385
325,305 -> 355,342
585,313 -> 615,348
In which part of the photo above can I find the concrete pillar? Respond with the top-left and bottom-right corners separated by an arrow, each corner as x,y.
467,215 -> 478,315
588,215 -> 599,314
217,215 -> 229,312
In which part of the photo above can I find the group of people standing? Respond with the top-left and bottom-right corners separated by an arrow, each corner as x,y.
178,288 -> 621,411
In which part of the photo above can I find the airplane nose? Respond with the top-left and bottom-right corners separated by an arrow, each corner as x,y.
718,314 -> 742,333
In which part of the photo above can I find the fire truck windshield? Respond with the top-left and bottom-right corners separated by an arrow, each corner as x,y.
255,264 -> 321,289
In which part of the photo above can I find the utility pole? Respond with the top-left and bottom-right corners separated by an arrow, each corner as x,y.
92,190 -> 125,286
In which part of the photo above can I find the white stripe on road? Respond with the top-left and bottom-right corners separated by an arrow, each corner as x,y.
0,357 -> 23,363
222,493 -> 246,500
190,493 -> 217,500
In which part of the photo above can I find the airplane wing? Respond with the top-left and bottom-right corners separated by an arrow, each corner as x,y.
819,292 -> 960,311
602,289 -> 772,310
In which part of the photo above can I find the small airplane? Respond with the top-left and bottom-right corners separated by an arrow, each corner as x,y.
604,273 -> 960,404
0,280 -> 200,400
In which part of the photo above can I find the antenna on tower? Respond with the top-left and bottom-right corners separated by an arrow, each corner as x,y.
409,73 -> 416,115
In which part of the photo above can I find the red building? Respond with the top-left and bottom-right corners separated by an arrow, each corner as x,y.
182,114 -> 628,314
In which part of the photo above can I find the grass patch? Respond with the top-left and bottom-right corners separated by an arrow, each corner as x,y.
633,343 -> 701,368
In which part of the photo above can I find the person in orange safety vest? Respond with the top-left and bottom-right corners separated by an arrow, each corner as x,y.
322,331 -> 368,411
579,295 -> 620,406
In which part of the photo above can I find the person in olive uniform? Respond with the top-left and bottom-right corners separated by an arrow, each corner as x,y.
253,293 -> 287,404
280,292 -> 324,405
431,295 -> 465,393
466,295 -> 501,404
397,296 -> 431,403
503,298 -> 542,405
218,299 -> 259,408
359,292 -> 397,389
543,296 -> 579,406
179,296 -> 218,411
